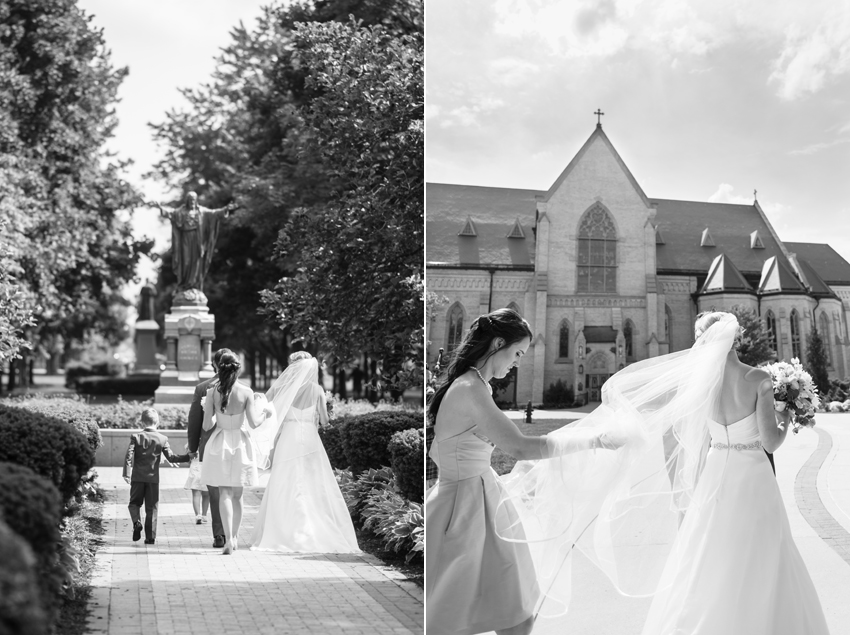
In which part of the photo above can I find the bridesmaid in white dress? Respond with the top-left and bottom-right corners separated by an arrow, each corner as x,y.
249,352 -> 359,553
200,351 -> 270,555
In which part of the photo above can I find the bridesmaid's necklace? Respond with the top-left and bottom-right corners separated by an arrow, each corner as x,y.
469,366 -> 493,395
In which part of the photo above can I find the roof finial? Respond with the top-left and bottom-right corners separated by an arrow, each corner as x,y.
753,188 -> 757,202
594,108 -> 605,127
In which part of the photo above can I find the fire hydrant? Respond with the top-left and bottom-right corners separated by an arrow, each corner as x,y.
525,401 -> 533,423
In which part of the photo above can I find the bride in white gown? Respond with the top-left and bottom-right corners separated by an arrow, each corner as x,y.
249,352 -> 360,553
497,311 -> 829,634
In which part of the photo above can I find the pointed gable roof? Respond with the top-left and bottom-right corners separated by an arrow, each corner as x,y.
758,256 -> 807,294
784,242 -> 850,285
700,254 -> 753,293
541,126 -> 654,208
795,257 -> 836,297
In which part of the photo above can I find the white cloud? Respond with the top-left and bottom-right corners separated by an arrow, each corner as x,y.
488,57 -> 541,86
708,184 -> 790,219
788,138 -> 850,156
439,97 -> 506,129
425,103 -> 442,120
769,8 -> 850,101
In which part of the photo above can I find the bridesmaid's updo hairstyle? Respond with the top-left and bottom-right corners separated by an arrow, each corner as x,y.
216,351 -> 241,411
427,308 -> 532,422
694,310 -> 744,349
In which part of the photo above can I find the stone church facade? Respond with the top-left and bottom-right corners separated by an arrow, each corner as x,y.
426,124 -> 850,405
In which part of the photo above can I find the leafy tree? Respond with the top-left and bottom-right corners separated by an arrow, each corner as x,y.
0,222 -> 35,364
729,306 -> 775,366
0,0 -> 153,385
260,16 -> 423,390
806,328 -> 830,395
148,1 -> 424,390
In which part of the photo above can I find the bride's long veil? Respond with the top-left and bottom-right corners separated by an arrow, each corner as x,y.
250,358 -> 319,470
497,314 -> 739,618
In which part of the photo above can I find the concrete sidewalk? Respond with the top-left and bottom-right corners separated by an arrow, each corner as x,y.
525,413 -> 850,635
86,468 -> 422,635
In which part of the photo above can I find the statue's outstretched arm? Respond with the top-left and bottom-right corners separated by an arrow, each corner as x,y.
154,202 -> 173,219
200,202 -> 238,216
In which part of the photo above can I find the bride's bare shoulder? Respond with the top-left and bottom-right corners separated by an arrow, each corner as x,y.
742,365 -> 771,384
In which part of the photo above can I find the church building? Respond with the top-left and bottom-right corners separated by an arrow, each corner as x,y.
426,123 -> 850,405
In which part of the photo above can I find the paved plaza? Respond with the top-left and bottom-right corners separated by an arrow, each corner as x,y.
86,468 -> 423,635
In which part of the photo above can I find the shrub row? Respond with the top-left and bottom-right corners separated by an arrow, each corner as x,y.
0,462 -> 64,630
335,468 -> 423,564
0,516 -> 49,635
0,398 -> 102,452
64,359 -> 125,387
319,410 -> 423,503
75,374 -> 159,396
0,405 -> 95,502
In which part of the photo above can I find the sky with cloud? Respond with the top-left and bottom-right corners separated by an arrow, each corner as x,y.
78,0 -> 269,302
426,0 -> 850,266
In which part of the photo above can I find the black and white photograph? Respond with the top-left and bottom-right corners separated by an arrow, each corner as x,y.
424,1 -> 850,634
0,0 -> 423,633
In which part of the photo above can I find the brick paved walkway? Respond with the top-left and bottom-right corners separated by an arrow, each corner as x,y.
795,426 -> 850,565
86,468 -> 423,635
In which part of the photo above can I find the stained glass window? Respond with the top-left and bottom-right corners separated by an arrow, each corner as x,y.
790,309 -> 801,360
559,321 -> 570,358
447,304 -> 464,353
765,310 -> 777,357
820,312 -> 831,366
577,205 -> 617,294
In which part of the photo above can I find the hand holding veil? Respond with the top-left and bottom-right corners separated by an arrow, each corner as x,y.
250,357 -> 319,470
497,314 -> 739,618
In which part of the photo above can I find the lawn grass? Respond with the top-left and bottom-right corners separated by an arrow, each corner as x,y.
491,418 -> 577,475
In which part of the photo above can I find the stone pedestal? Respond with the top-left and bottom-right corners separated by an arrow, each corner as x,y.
134,320 -> 160,372
154,289 -> 215,406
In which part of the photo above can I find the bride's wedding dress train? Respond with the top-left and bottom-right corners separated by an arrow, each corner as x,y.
642,412 -> 829,635
250,388 -> 359,554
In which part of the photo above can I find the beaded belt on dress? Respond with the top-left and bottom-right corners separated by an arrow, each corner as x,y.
712,440 -> 762,451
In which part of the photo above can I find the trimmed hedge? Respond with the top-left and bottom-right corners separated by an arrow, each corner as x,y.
0,408 -> 95,502
338,411 -> 422,475
388,428 -> 424,503
319,424 -> 347,469
0,463 -> 65,626
0,516 -> 48,635
87,399 -> 188,430
0,463 -> 62,557
64,359 -> 125,387
0,399 -> 102,453
75,374 -> 159,396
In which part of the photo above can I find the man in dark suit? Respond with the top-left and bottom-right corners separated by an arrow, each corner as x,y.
124,408 -> 191,544
187,347 -> 231,548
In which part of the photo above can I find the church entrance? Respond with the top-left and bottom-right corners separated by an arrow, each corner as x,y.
586,373 -> 611,402
585,350 -> 612,402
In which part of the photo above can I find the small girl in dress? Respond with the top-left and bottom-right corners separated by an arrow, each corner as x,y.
183,448 -> 209,524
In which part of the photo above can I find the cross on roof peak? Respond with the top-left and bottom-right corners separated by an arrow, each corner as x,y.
594,109 -> 605,127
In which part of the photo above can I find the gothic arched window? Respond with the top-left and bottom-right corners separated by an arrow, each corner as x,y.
577,205 -> 617,294
765,310 -> 778,357
819,312 -> 831,366
624,320 -> 634,359
558,320 -> 570,358
790,309 -> 801,360
446,303 -> 464,354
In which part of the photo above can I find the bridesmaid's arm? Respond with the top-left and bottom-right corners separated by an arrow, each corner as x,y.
244,385 -> 267,429
202,387 -> 216,431
316,389 -> 329,428
755,375 -> 789,452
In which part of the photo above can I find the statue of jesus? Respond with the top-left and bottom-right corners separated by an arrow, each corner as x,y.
156,192 -> 236,292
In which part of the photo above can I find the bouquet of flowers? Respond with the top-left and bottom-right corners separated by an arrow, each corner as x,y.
762,358 -> 820,433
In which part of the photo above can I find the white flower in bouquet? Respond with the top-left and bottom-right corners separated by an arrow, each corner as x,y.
325,390 -> 336,419
762,358 -> 818,433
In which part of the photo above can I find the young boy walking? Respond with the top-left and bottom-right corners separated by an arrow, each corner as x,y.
124,408 -> 192,544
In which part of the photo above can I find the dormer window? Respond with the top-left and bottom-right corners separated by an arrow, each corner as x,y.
458,216 -> 477,236
700,228 -> 715,247
750,230 -> 764,249
507,218 -> 525,239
